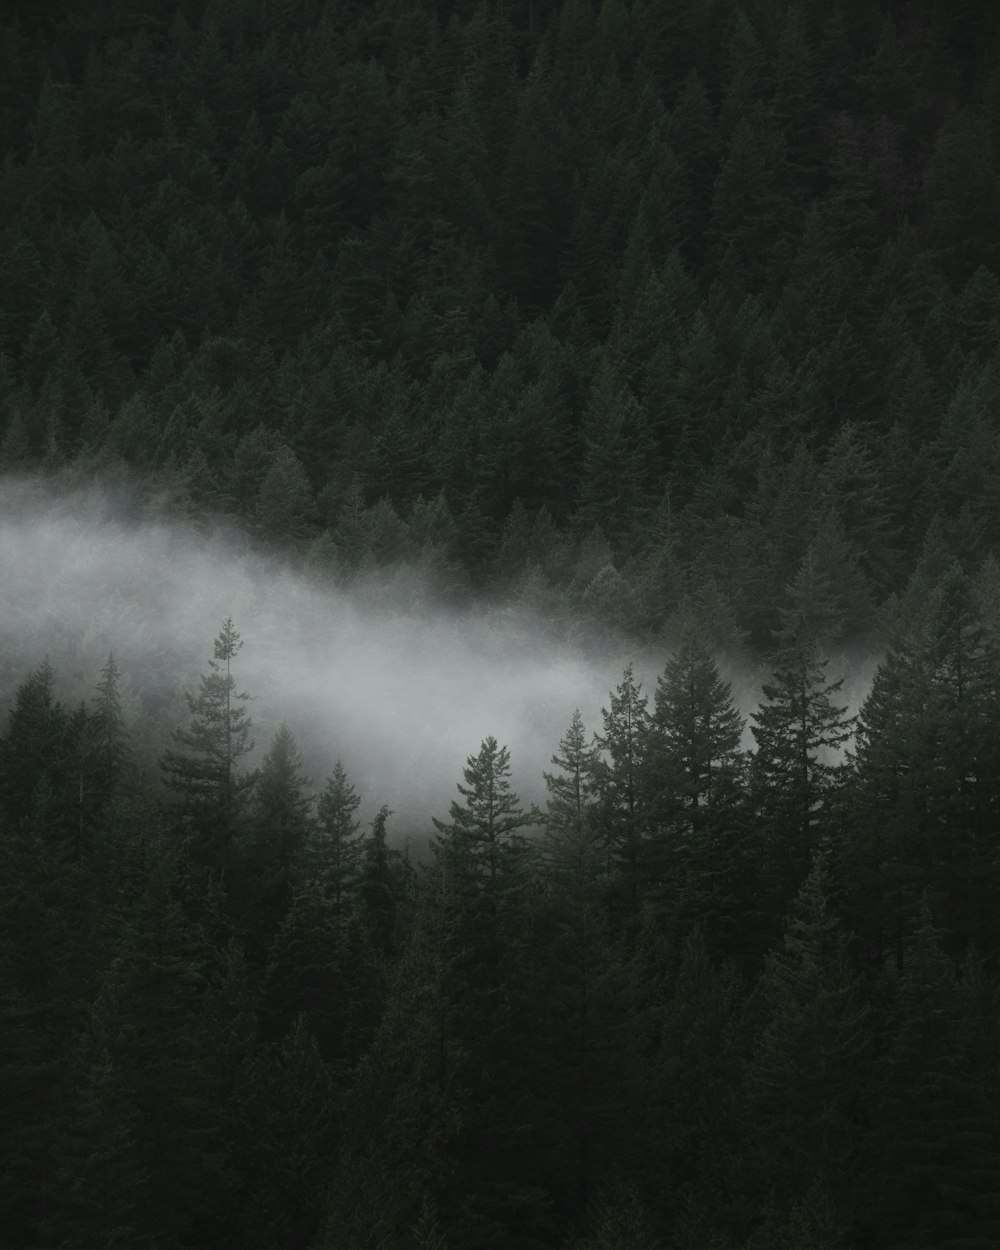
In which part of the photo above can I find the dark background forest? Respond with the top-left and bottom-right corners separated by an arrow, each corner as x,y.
3,0 -> 1000,1246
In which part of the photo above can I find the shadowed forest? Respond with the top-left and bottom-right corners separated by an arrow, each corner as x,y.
3,0 -> 1000,1246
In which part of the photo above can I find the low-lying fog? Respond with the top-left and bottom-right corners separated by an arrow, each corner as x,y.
0,475 -> 628,832
0,475 -> 874,838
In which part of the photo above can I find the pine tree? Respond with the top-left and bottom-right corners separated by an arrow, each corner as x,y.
537,711 -> 624,1214
648,632 -> 744,824
238,1015 -> 338,1250
593,664 -> 652,918
542,709 -> 604,894
842,564 -> 1000,962
750,647 -> 853,933
645,632 -> 749,945
262,882 -> 345,1062
432,737 -> 538,896
54,841 -> 224,1249
0,659 -> 75,837
0,771 -> 93,1248
303,758 -> 364,922
747,857 -> 869,1224
235,722 -> 313,960
161,617 -> 256,871
863,901 -> 1000,1248
253,445 -> 317,541
87,651 -> 131,815
576,356 -> 655,553
775,507 -> 874,654
354,803 -> 408,967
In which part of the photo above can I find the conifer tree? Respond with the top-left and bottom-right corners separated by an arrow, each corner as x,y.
648,632 -> 744,824
303,758 -> 364,921
0,772 -> 91,1248
863,901 -> 1000,1248
537,712 -> 622,1214
236,722 -> 313,960
747,856 -> 869,1224
55,840 -> 224,1249
432,737 -> 538,895
262,881 -> 345,1061
593,664 -> 652,917
842,564 -> 1000,960
0,659 -> 75,838
239,1015 -> 338,1250
750,646 -> 853,926
87,651 -> 131,814
253,445 -> 317,541
542,709 -> 603,892
161,617 -> 255,870
355,803 -> 407,964
645,632 -> 749,944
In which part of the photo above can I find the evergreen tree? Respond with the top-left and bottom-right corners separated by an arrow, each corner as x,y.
253,444 -> 317,541
542,709 -> 603,892
537,711 -> 622,1215
862,902 -> 1000,1248
0,772 -> 92,1249
625,926 -> 745,1242
355,803 -> 408,967
842,564 -> 1000,962
261,881 -> 345,1062
161,617 -> 256,871
0,659 -> 75,838
238,1015 -> 338,1250
54,840 -> 224,1249
87,651 -> 132,816
593,664 -> 652,919
645,632 -> 749,946
303,758 -> 364,922
746,857 -> 869,1226
750,647 -> 853,934
235,722 -> 313,961
432,736 -> 538,895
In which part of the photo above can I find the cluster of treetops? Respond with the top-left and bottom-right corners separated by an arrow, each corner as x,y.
4,538 -> 1000,1249
3,0 -> 1000,651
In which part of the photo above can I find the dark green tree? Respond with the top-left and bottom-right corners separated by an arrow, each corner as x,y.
746,856 -> 869,1227
302,758 -> 364,922
86,651 -> 132,817
593,664 -> 652,919
432,736 -> 538,894
53,840 -> 225,1249
862,902 -> 1000,1248
235,722 -> 313,961
161,617 -> 256,870
645,631 -> 749,946
750,647 -> 853,934
542,708 -> 603,890
0,659 -> 75,837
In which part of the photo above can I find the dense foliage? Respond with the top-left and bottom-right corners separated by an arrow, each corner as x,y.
4,590 -> 1000,1248
4,0 -> 1000,649
5,0 -> 1000,1245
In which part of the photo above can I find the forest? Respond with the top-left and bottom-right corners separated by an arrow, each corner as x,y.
3,0 -> 1000,1245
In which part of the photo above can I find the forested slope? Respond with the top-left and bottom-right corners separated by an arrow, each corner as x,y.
4,0 -> 1000,649
5,2 -> 1000,1248
4,591 -> 1000,1248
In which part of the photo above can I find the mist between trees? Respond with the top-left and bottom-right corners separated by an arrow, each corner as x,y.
5,473 -> 1000,1250
0,474 -> 882,828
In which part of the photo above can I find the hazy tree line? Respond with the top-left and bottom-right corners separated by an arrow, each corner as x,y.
5,0 -> 1000,1244
4,546 -> 1000,1249
3,0 -> 1000,650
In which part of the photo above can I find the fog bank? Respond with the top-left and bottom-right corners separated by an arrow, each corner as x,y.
0,476 -> 638,833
